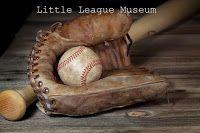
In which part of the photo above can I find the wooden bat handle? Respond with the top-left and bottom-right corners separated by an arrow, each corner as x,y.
128,0 -> 200,43
0,85 -> 37,121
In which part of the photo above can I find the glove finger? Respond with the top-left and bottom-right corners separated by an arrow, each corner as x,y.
92,38 -> 132,71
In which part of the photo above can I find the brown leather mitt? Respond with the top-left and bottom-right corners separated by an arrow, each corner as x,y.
27,10 -> 169,116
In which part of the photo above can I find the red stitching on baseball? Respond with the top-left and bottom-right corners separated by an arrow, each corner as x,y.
57,46 -> 85,72
80,59 -> 102,86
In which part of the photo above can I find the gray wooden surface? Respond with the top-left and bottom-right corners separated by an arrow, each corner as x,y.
0,11 -> 200,133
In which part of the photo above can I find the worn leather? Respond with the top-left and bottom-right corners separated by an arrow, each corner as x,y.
56,10 -> 132,45
27,11 -> 169,116
50,67 -> 168,116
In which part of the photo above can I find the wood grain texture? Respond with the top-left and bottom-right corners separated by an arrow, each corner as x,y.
0,11 -> 200,133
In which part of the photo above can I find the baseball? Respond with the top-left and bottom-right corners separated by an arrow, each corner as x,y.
57,46 -> 102,86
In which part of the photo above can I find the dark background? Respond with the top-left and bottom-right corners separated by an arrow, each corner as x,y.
0,0 -> 167,56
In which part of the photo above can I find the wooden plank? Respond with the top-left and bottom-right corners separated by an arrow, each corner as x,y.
2,34 -> 200,58
0,101 -> 200,133
130,34 -> 200,57
13,22 -> 200,41
0,11 -> 200,133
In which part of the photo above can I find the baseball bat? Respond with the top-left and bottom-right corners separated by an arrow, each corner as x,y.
128,0 -> 200,42
0,0 -> 199,121
0,86 -> 37,121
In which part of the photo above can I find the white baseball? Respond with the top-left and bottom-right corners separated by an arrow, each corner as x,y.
57,46 -> 102,86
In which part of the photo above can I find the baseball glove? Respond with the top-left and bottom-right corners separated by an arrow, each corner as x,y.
27,10 -> 169,116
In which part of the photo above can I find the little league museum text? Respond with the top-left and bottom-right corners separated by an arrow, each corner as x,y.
36,6 -> 157,15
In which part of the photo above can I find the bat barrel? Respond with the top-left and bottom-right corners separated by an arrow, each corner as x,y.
128,0 -> 200,43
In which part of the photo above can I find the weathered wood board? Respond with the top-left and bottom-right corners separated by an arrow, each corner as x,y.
0,11 -> 200,133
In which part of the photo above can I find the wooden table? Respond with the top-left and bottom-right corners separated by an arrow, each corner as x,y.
0,12 -> 200,133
